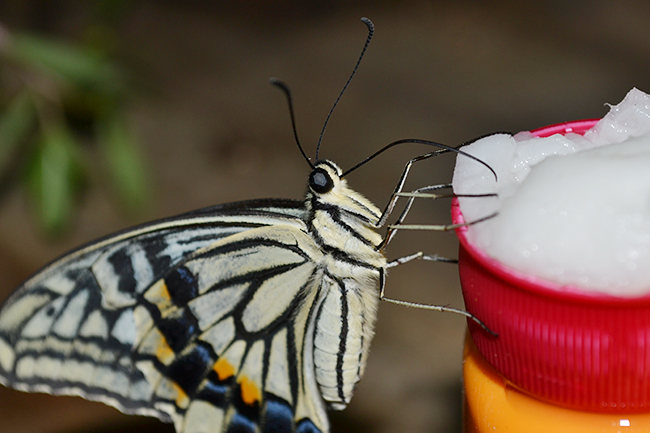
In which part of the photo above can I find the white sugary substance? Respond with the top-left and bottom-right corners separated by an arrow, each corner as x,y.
452,88 -> 650,296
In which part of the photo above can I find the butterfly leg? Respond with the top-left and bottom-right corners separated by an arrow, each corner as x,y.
375,149 -> 496,249
378,182 -> 497,336
378,267 -> 497,336
386,252 -> 457,268
373,152 -> 498,334
375,151 -> 447,231
380,184 -> 496,250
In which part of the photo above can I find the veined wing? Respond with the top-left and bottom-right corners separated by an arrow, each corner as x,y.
0,199 -> 328,431
134,224 -> 330,433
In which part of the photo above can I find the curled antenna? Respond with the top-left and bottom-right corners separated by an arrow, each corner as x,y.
342,138 -> 498,181
270,78 -> 314,169
315,17 -> 375,161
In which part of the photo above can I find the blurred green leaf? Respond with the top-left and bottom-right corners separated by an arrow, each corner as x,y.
0,24 -> 146,236
0,90 -> 35,174
26,123 -> 83,234
3,33 -> 122,92
98,115 -> 148,213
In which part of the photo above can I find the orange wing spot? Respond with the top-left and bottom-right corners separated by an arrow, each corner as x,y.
214,358 -> 235,381
155,333 -> 175,364
239,376 -> 261,406
172,382 -> 190,409
145,280 -> 173,314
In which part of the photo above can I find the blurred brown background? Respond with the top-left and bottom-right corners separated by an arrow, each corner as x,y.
1,1 -> 649,432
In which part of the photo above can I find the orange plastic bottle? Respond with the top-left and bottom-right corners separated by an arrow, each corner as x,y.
463,334 -> 650,432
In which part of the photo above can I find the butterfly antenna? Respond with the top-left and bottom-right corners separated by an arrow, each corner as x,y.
270,77 -> 314,169
315,17 -> 374,161
343,138 -> 498,181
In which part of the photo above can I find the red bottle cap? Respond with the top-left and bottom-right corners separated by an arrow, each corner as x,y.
456,119 -> 650,412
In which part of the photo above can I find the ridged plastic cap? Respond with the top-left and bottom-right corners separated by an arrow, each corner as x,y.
456,119 -> 650,412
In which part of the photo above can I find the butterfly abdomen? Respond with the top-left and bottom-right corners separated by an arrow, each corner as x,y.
313,274 -> 379,409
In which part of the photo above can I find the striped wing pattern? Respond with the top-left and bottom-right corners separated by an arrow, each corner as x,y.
0,160 -> 387,433
133,224 -> 329,432
0,200 -> 328,432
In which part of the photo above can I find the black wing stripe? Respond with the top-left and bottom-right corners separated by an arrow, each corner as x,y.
335,282 -> 348,404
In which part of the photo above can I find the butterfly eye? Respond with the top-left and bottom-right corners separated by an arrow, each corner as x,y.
309,168 -> 334,194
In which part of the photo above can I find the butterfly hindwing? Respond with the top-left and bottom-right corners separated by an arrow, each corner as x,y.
132,224 -> 329,432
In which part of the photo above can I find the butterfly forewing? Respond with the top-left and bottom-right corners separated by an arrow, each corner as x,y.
0,200 -> 321,429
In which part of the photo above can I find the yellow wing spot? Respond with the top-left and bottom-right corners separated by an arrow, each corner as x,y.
144,280 -> 174,315
155,332 -> 175,365
213,358 -> 235,381
172,382 -> 190,409
239,376 -> 261,406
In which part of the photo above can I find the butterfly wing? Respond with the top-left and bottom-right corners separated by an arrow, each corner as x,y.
0,199 -> 331,432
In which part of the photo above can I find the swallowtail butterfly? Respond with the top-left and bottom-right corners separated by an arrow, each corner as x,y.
0,18 -> 494,433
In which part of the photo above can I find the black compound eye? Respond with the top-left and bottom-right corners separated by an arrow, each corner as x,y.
309,168 -> 334,194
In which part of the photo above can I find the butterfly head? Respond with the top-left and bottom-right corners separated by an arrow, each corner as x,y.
307,160 -> 382,226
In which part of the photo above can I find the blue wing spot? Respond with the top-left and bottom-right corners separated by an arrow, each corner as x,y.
165,266 -> 199,305
196,369 -> 231,407
166,342 -> 214,395
197,380 -> 228,407
226,412 -> 257,433
156,309 -> 199,353
296,418 -> 322,433
263,398 -> 293,433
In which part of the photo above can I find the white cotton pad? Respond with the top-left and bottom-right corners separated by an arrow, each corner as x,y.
452,88 -> 650,296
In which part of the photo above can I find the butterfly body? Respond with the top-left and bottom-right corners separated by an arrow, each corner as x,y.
0,160 -> 388,433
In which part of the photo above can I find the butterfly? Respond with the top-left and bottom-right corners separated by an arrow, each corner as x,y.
0,18 -> 495,433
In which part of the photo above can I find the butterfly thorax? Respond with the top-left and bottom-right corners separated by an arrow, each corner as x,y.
304,160 -> 386,269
